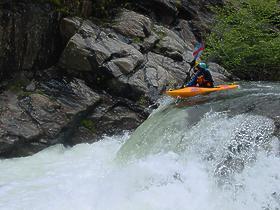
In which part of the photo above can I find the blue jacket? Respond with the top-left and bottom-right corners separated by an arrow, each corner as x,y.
187,68 -> 214,87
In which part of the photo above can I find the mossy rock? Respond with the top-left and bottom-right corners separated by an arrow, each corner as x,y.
80,119 -> 96,133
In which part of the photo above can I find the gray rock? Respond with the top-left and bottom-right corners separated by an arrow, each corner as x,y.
89,96 -> 146,134
140,32 -> 160,52
122,52 -> 190,101
78,20 -> 101,39
19,93 -> 69,138
0,78 -> 101,157
153,25 -> 193,62
59,33 -> 94,72
208,62 -> 239,81
112,9 -> 152,38
25,80 -> 36,92
174,20 -> 196,48
0,91 -> 42,155
145,52 -> 190,89
60,26 -> 145,78
60,17 -> 82,44
40,78 -> 101,116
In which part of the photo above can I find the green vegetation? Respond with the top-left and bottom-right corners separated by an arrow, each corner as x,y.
7,79 -> 29,93
175,0 -> 182,8
137,95 -> 148,107
132,37 -> 142,44
153,26 -> 166,39
80,119 -> 96,133
205,0 -> 280,79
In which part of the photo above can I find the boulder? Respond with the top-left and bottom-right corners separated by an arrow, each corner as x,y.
112,9 -> 153,38
153,25 -> 193,62
208,62 -> 239,81
59,27 -> 144,77
60,17 -> 82,44
144,52 -> 190,90
59,33 -> 94,72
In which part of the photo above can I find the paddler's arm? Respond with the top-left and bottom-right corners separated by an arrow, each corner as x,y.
181,59 -> 196,88
186,69 -> 203,87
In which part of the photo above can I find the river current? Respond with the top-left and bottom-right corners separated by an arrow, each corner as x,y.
0,82 -> 279,210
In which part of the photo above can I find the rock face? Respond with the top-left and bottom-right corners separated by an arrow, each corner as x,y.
0,77 -> 101,157
0,1 -> 235,158
58,11 -> 197,101
0,1 -> 62,81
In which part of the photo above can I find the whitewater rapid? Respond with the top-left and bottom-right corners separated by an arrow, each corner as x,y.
0,82 -> 279,210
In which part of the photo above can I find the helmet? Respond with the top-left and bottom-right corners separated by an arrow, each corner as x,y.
197,62 -> 207,69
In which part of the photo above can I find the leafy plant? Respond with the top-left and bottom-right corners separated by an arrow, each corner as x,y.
205,0 -> 280,80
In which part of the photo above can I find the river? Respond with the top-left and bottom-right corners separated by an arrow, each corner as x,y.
0,82 -> 279,210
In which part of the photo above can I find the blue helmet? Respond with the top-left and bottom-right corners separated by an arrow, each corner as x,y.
197,62 -> 207,69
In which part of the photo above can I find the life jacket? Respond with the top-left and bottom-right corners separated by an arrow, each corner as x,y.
197,75 -> 214,87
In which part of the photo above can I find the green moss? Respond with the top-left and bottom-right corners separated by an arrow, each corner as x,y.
7,79 -> 29,93
80,119 -> 96,133
132,37 -> 142,44
175,0 -> 182,8
153,27 -> 166,39
137,95 -> 148,107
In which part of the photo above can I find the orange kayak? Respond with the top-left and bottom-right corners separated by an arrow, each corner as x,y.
166,84 -> 239,98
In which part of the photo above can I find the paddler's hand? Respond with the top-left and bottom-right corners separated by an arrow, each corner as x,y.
190,59 -> 196,68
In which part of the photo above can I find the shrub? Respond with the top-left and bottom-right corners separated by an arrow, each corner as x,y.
205,0 -> 280,80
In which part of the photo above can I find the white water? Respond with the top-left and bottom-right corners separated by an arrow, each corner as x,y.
0,83 -> 280,210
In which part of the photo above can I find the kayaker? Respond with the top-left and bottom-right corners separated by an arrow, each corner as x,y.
186,62 -> 214,88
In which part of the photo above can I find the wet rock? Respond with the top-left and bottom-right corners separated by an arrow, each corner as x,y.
19,93 -> 69,138
70,94 -> 148,145
0,91 -> 42,156
0,78 -> 101,158
40,78 -> 101,116
89,96 -> 146,134
112,9 -> 152,38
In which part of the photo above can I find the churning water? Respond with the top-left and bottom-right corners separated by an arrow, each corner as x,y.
0,82 -> 279,210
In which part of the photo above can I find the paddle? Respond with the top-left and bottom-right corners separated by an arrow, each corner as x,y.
181,41 -> 205,88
